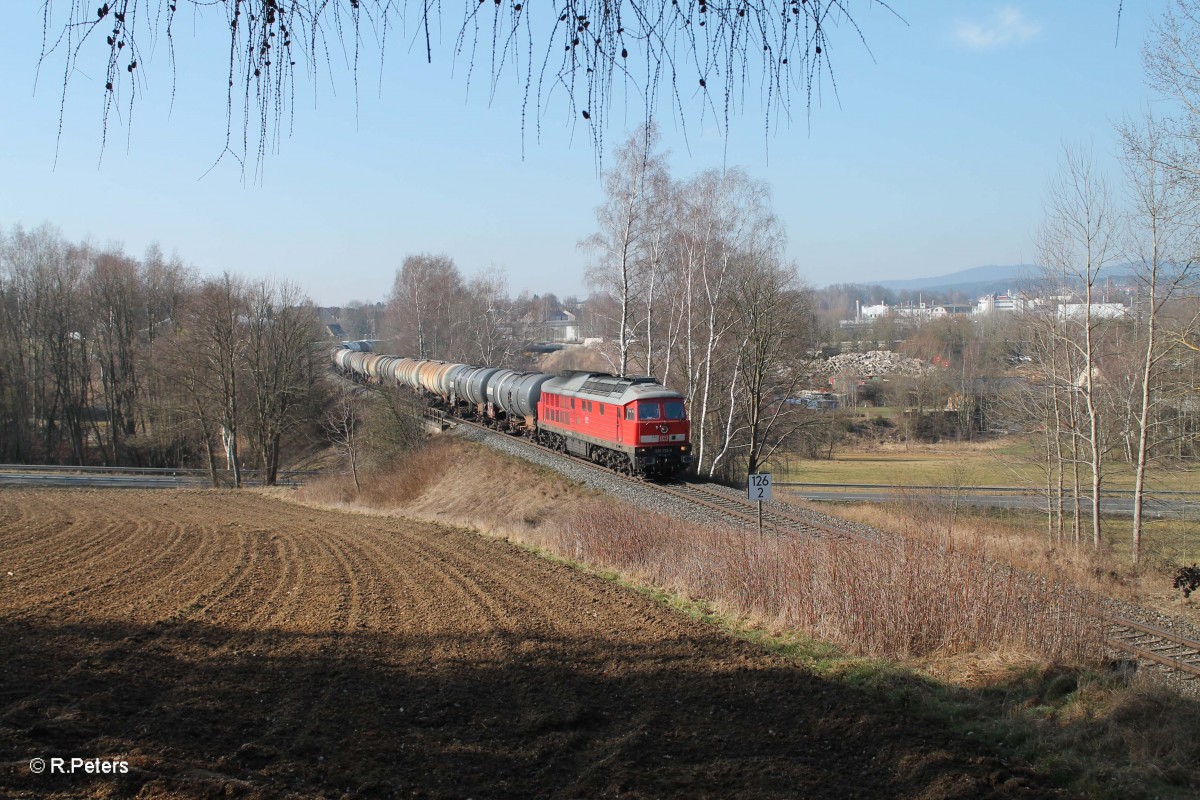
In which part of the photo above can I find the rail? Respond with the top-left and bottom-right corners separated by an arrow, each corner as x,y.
1102,616 -> 1200,679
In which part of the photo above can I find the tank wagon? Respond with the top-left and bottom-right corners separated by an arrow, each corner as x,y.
329,346 -> 692,478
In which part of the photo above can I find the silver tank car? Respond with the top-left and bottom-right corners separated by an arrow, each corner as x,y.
347,351 -> 370,375
489,370 -> 553,422
362,353 -> 383,379
433,362 -> 468,399
374,355 -> 397,382
462,367 -> 499,407
443,364 -> 474,401
486,369 -> 517,411
383,357 -> 407,387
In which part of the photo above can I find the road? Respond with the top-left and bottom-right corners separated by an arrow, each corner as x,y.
0,465 -> 309,489
0,472 -> 207,488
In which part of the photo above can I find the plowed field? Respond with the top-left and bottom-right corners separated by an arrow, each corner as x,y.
0,489 -> 1068,798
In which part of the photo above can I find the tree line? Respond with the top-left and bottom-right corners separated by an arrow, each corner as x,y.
0,224 -> 324,485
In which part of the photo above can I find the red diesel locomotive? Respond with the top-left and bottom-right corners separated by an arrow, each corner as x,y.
535,371 -> 691,478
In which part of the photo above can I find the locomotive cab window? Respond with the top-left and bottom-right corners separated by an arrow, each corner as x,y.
637,402 -> 662,420
664,400 -> 686,420
625,406 -> 635,421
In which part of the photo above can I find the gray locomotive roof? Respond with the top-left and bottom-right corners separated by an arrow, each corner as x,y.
543,370 -> 683,405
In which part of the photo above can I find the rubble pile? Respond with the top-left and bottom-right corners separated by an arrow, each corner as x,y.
803,350 -> 934,379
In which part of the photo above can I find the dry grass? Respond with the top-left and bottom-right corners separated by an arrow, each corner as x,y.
527,499 -> 1098,663
801,494 -> 1200,624
296,437 -> 590,538
968,664 -> 1200,799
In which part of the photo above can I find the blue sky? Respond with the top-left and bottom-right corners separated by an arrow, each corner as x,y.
0,2 -> 1170,305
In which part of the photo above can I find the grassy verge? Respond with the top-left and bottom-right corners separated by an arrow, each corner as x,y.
537,497 -> 1094,661
499,531 -> 1199,798
794,496 -> 1200,617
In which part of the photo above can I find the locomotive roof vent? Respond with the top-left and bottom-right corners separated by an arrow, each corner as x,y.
580,377 -> 626,396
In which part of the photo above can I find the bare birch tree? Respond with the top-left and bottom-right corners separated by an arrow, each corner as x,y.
462,272 -> 516,367
1037,145 -> 1121,550
386,254 -> 464,360
188,274 -> 249,487
88,248 -> 143,465
583,124 -> 670,376
157,322 -> 224,486
708,255 -> 813,478
1118,113 -> 1200,561
325,385 -> 365,492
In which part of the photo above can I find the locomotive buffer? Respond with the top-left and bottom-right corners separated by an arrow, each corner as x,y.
747,473 -> 772,535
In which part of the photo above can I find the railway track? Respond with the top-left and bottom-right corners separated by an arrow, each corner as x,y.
436,407 -> 1200,684
1102,617 -> 1200,680
433,409 -> 859,539
651,480 -> 862,540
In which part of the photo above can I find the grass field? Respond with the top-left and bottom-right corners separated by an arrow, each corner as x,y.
777,438 -> 1200,492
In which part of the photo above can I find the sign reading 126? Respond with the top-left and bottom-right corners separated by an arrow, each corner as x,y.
747,472 -> 772,501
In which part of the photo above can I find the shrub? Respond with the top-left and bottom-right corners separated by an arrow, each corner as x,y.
1173,564 -> 1200,598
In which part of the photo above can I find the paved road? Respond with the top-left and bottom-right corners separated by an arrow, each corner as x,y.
0,464 -> 312,489
0,472 -> 209,489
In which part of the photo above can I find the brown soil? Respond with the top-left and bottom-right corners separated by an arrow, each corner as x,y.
0,488 -> 1071,799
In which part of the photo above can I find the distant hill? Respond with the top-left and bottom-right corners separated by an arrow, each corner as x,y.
861,263 -> 1138,297
873,264 -> 1035,294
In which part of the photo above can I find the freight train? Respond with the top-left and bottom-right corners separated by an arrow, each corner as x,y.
331,344 -> 692,478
